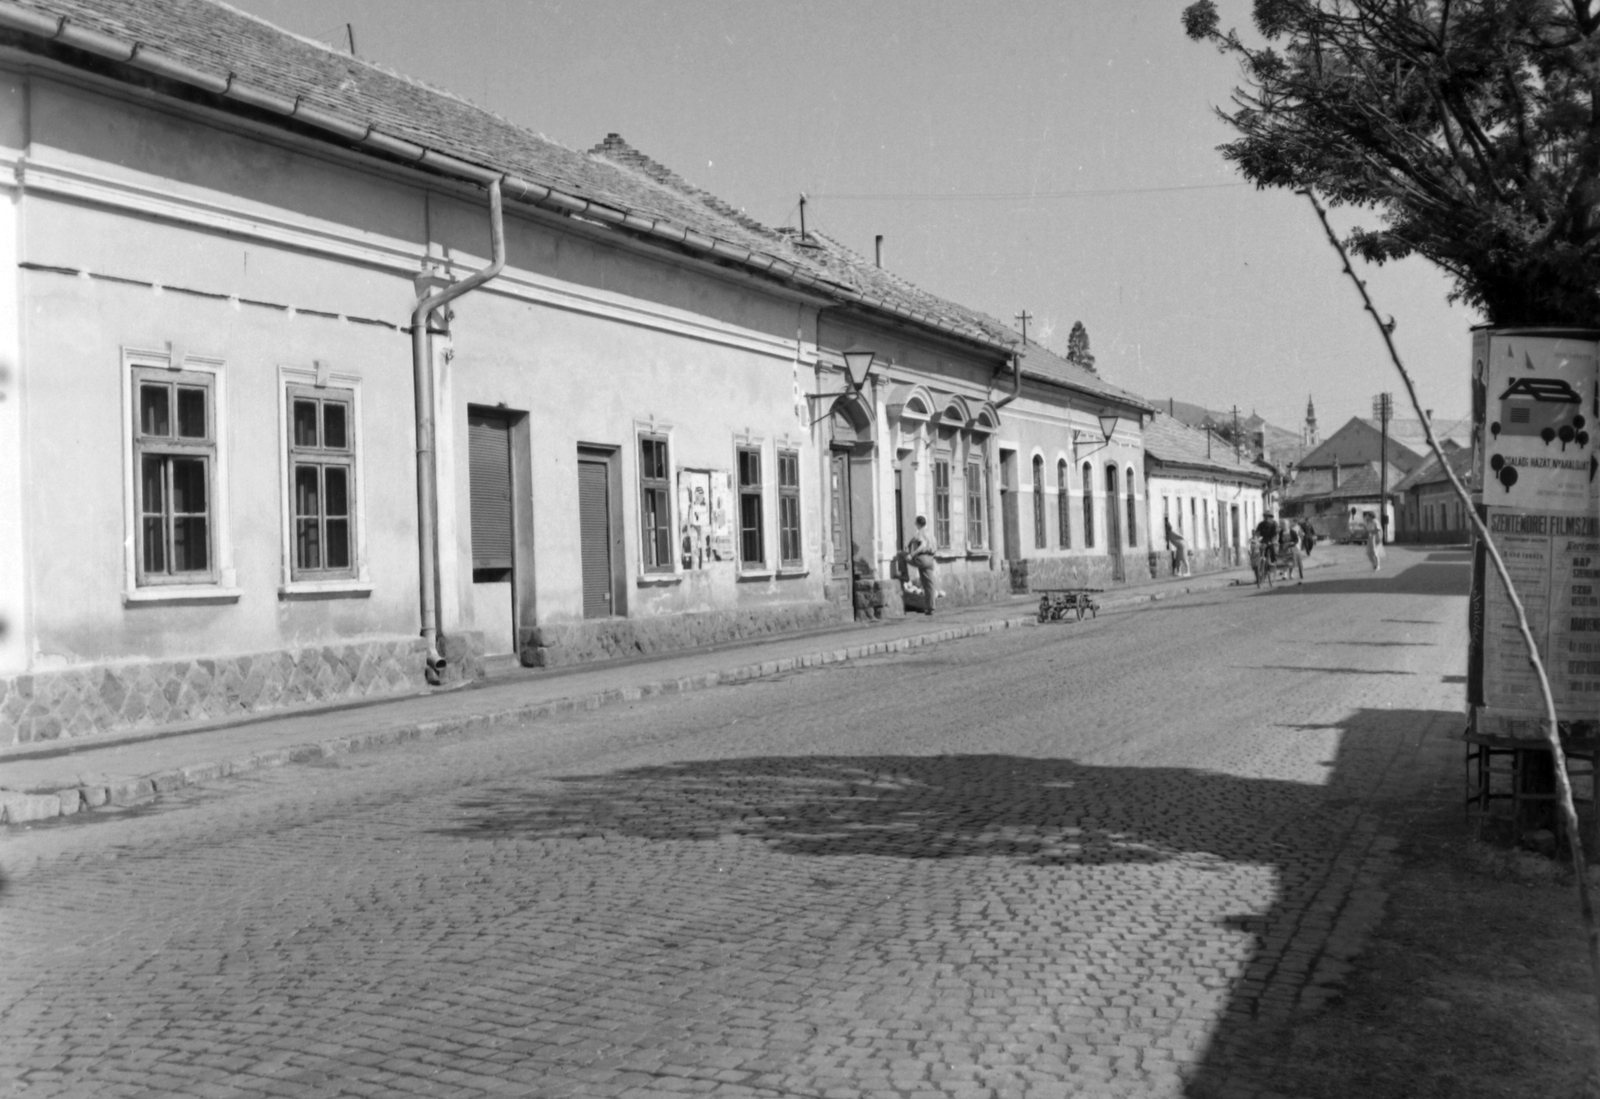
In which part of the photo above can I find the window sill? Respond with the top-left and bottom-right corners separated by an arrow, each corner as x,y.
636,574 -> 683,587
966,551 -> 992,560
278,581 -> 373,601
124,586 -> 243,607
736,570 -> 774,582
776,567 -> 809,579
934,552 -> 962,562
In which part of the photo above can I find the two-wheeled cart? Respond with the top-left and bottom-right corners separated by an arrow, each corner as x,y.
1036,587 -> 1101,622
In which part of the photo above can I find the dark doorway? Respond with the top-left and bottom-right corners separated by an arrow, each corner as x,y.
468,410 -> 515,652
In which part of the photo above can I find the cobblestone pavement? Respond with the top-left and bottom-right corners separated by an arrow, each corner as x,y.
0,546 -> 1469,1098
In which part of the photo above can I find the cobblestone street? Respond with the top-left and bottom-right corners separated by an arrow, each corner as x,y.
0,546 -> 1470,1099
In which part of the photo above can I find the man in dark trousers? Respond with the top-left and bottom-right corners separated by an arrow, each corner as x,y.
1255,511 -> 1281,563
906,515 -> 938,616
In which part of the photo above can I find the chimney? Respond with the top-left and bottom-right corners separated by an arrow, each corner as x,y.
875,235 -> 883,268
1333,457 -> 1341,490
1169,397 -> 1174,416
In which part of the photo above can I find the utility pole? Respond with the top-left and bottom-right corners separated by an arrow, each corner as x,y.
1230,405 -> 1241,462
346,22 -> 356,55
798,194 -> 808,242
1373,392 -> 1393,542
1014,309 -> 1032,346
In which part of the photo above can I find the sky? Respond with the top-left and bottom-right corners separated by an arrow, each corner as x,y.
232,0 -> 1478,432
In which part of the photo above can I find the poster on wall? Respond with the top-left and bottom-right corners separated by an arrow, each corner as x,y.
1476,330 -> 1596,511
1471,510 -> 1600,719
678,469 -> 736,566
1469,329 -> 1600,727
678,470 -> 710,570
709,471 -> 735,560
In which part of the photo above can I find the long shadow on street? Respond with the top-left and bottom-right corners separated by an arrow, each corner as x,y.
437,705 -> 1445,1097
1258,550 -> 1471,597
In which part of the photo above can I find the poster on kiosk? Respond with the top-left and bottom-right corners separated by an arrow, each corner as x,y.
1468,328 -> 1600,732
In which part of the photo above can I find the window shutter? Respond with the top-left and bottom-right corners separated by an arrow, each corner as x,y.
468,415 -> 513,569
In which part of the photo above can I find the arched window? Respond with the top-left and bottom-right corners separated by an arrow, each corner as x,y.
1057,459 -> 1071,548
1032,455 -> 1046,549
1081,461 -> 1095,548
1124,465 -> 1137,547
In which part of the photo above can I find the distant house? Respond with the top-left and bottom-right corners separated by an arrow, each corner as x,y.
1141,412 -> 1270,574
1394,449 -> 1477,544
1279,461 -> 1406,542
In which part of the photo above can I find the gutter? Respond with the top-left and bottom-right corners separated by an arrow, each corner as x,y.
0,3 -> 1015,357
411,180 -> 505,683
993,352 -> 1023,409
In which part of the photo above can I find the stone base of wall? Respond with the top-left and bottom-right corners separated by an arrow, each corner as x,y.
1147,547 -> 1246,579
930,565 -> 1013,608
1010,556 -> 1120,591
522,601 -> 849,668
0,633 -> 485,747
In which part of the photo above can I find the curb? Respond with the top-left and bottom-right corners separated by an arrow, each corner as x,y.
1,613 -> 1038,825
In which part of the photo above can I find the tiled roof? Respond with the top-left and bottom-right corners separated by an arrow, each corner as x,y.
1282,461 -> 1406,502
0,0 -> 1016,353
1013,342 -> 1153,411
1141,411 -> 1268,479
1393,446 -> 1476,493
786,230 -> 1150,408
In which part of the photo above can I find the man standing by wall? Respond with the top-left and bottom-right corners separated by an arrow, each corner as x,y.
907,516 -> 938,616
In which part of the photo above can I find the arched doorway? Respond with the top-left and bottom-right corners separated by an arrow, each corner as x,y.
1105,463 -> 1125,582
828,394 -> 876,585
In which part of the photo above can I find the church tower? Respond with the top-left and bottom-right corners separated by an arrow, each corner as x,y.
1305,395 -> 1319,447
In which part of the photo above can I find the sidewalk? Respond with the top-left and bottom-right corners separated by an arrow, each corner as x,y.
0,558 -> 1284,825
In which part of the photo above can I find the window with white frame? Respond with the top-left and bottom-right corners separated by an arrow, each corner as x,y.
966,457 -> 986,549
134,366 -> 217,584
1081,461 -> 1095,548
934,458 -> 952,549
639,434 -> 673,573
1057,459 -> 1071,548
737,446 -> 765,567
287,385 -> 357,579
1124,466 -> 1138,547
778,449 -> 802,567
1032,455 -> 1046,549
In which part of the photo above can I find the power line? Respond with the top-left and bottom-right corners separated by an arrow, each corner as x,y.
806,181 -> 1250,202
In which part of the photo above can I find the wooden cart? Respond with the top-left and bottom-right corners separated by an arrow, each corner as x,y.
1036,587 -> 1101,622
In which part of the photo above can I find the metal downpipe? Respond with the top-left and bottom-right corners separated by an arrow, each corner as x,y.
411,178 -> 506,683
994,352 -> 1023,408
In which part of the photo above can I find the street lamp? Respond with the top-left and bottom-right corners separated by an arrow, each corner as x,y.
1097,411 -> 1120,443
841,345 -> 877,393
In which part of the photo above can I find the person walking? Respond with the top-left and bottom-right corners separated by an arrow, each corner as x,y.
907,515 -> 939,616
1165,518 -> 1190,577
1364,511 -> 1384,571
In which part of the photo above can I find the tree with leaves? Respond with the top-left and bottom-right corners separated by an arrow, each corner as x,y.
1065,320 -> 1097,372
1183,0 -> 1600,327
1187,5 -> 1600,1076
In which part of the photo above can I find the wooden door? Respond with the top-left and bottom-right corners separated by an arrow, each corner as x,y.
578,458 -> 612,618
1105,465 -> 1125,582
830,449 -> 852,579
